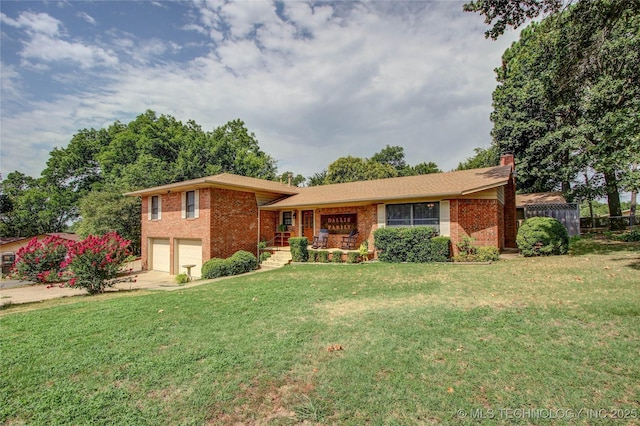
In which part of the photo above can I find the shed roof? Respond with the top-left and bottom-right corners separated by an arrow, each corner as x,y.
515,192 -> 567,208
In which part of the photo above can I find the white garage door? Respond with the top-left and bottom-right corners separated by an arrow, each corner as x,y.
150,238 -> 170,272
176,239 -> 202,278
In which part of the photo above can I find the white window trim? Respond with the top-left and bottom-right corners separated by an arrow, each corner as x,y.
148,195 -> 162,220
439,201 -> 450,236
182,190 -> 199,219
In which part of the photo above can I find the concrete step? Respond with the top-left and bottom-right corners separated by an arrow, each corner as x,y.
260,253 -> 292,269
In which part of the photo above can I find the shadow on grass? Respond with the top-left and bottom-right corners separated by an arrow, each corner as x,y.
570,238 -> 639,256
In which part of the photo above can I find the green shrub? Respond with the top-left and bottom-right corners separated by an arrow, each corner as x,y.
455,245 -> 500,262
229,250 -> 258,274
175,273 -> 189,285
289,237 -> 309,262
346,252 -> 360,264
374,227 -> 449,263
202,250 -> 257,279
517,216 -> 569,257
202,258 -> 229,279
316,251 -> 329,263
259,252 -> 271,262
430,237 -> 452,262
616,229 -> 640,242
331,250 -> 343,263
476,246 -> 500,262
307,250 -> 317,263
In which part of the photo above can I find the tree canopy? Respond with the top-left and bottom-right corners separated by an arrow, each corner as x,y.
1,111 -> 277,247
468,0 -> 639,218
311,145 -> 441,186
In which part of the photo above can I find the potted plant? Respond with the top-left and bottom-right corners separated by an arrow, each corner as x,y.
277,224 -> 287,232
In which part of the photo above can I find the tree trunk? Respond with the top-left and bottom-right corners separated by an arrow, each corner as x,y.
603,170 -> 622,229
631,190 -> 637,228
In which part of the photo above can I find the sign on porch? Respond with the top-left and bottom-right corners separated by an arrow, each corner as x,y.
321,214 -> 357,234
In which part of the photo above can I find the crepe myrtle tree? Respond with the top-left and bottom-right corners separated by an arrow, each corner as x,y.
61,232 -> 136,295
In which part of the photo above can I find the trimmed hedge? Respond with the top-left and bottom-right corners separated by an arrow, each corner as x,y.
201,258 -> 229,279
374,227 -> 450,262
307,250 -> 317,263
316,250 -> 329,263
331,250 -> 344,263
289,237 -> 308,262
202,250 -> 258,279
346,252 -> 360,263
517,217 -> 569,257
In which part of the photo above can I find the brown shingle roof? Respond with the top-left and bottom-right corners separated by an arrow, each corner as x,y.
265,165 -> 513,208
124,166 -> 513,207
516,192 -> 567,207
124,173 -> 300,197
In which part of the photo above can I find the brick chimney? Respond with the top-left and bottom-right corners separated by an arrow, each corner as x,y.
500,152 -> 515,168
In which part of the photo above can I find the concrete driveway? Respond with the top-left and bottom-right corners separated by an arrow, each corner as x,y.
0,270 -> 201,307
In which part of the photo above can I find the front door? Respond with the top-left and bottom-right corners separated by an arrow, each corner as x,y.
302,210 -> 314,241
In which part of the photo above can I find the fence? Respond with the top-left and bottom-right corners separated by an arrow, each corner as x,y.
524,203 -> 580,236
580,215 -> 638,231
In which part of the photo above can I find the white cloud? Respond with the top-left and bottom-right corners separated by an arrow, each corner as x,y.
1,1 -> 519,179
21,33 -> 119,68
3,11 -> 118,69
1,11 -> 62,36
77,12 -> 96,26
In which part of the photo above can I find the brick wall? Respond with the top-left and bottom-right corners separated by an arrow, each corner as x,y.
449,199 -> 502,255
314,205 -> 377,249
210,188 -> 258,259
141,187 -> 261,273
260,210 -> 278,243
141,189 -> 212,274
503,175 -> 517,248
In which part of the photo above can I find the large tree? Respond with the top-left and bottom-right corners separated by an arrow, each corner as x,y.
2,111 -> 278,243
315,145 -> 441,185
480,1 -> 639,218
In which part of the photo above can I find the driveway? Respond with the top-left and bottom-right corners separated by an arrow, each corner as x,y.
0,267 -> 270,307
1,270 -> 200,307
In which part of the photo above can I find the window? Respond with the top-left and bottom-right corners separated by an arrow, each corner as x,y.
151,196 -> 159,220
181,190 -> 199,219
186,191 -> 195,219
148,195 -> 161,220
386,202 -> 439,231
282,211 -> 293,226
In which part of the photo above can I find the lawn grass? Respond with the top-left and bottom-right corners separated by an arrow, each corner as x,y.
1,238 -> 639,424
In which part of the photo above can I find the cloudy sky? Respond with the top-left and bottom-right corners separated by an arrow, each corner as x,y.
1,0 -> 520,181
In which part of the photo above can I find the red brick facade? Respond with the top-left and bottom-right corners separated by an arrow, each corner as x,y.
312,205 -> 378,249
503,174 -> 517,248
141,187 -> 261,274
137,162 -> 517,272
449,199 -> 502,256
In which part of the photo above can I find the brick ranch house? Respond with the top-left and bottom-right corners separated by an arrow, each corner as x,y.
125,154 -> 517,278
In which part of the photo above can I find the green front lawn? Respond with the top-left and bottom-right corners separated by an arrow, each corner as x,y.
1,239 -> 639,424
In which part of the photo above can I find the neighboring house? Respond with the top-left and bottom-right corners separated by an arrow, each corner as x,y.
125,154 -> 517,277
1,233 -> 80,275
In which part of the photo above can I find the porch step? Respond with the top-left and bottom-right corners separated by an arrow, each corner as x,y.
260,251 -> 292,269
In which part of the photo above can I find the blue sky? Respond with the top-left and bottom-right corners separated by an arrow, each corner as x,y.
1,1 -> 519,180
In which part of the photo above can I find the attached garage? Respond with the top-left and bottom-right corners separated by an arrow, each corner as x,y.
149,238 -> 170,272
175,239 -> 202,278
